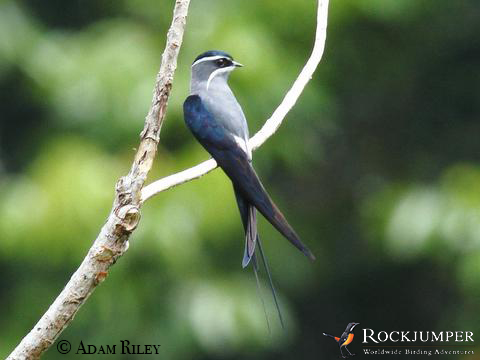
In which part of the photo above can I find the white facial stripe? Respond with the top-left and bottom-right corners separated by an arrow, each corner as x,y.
191,55 -> 232,67
206,67 -> 234,91
233,135 -> 252,160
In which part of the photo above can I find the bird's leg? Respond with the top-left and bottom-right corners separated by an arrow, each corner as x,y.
339,346 -> 348,358
345,346 -> 355,356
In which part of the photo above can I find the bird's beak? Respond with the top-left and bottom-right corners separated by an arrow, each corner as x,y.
232,61 -> 243,68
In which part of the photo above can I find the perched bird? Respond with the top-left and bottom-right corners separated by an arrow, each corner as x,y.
183,50 -> 315,326
323,322 -> 360,358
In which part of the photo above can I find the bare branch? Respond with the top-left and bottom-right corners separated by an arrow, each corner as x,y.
141,0 -> 330,203
7,1 -> 190,358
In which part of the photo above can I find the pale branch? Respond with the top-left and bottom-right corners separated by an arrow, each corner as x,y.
6,1 -> 191,359
141,0 -> 330,203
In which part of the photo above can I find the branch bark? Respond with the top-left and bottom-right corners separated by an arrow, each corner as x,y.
7,1 -> 190,358
141,0 -> 330,202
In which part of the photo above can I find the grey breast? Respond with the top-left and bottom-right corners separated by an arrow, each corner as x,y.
197,83 -> 250,142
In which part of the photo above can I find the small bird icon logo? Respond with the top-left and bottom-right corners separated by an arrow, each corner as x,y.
323,322 -> 360,358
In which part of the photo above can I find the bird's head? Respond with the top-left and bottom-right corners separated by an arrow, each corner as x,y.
191,50 -> 243,90
347,322 -> 360,333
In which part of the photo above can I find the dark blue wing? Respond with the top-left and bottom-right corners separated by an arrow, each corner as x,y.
184,95 -> 315,260
184,95 -> 235,150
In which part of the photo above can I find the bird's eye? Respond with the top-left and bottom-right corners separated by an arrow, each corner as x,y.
216,58 -> 228,67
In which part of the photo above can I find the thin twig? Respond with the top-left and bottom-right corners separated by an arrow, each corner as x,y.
7,1 -> 190,359
141,0 -> 330,203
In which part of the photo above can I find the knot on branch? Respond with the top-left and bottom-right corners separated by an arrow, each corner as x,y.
115,205 -> 141,233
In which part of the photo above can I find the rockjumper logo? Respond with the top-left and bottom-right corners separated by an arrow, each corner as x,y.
323,322 -> 360,358
363,329 -> 474,343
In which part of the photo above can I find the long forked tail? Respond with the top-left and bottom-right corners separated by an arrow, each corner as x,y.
250,228 -> 285,329
252,253 -> 271,333
234,188 -> 285,328
257,236 -> 284,329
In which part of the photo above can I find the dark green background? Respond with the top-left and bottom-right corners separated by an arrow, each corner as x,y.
1,0 -> 479,359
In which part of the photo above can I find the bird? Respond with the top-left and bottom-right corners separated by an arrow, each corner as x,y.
183,50 -> 315,326
323,322 -> 360,358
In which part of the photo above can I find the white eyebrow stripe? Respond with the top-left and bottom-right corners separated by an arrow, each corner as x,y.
233,135 -> 252,160
206,67 -> 234,91
191,55 -> 232,67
